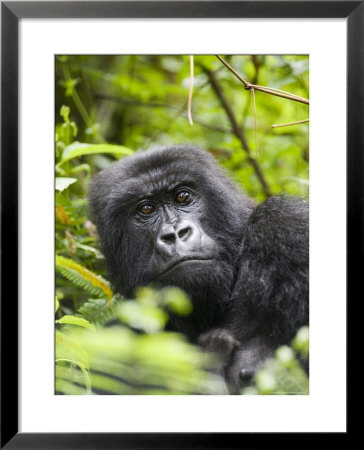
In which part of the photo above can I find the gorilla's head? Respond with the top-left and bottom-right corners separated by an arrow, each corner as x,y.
89,145 -> 254,336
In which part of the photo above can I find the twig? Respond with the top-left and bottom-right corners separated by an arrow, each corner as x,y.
251,87 -> 258,156
272,118 -> 309,128
187,55 -> 194,126
215,55 -> 250,87
216,55 -> 309,105
251,85 -> 309,104
204,67 -> 272,197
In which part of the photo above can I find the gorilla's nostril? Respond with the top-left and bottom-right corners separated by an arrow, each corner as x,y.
239,368 -> 254,383
161,232 -> 176,244
178,226 -> 191,240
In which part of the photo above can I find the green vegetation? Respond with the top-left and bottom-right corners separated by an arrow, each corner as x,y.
55,55 -> 309,395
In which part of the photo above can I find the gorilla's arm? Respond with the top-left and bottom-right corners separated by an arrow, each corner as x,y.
229,195 -> 309,343
199,196 -> 309,391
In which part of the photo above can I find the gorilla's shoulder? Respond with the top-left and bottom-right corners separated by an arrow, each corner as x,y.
241,195 -> 309,258
248,195 -> 308,232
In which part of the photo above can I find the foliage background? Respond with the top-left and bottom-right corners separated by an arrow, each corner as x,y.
55,55 -> 309,395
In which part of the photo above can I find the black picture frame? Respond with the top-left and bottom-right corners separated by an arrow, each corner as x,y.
1,1 -> 359,447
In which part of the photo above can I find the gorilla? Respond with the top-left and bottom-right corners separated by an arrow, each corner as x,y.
89,145 -> 309,392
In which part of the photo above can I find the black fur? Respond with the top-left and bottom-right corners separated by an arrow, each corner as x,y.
89,145 -> 309,390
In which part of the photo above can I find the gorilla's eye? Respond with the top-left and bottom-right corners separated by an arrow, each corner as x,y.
139,204 -> 155,215
175,191 -> 191,203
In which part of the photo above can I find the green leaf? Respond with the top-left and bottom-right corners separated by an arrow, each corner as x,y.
56,315 -> 95,330
117,301 -> 168,333
60,105 -> 71,123
78,298 -> 117,326
55,330 -> 89,369
69,163 -> 91,176
160,287 -> 192,316
55,177 -> 77,192
292,326 -> 309,358
75,243 -> 104,259
55,329 -> 92,394
57,142 -> 133,166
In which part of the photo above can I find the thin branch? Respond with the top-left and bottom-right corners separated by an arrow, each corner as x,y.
272,118 -> 309,128
216,55 -> 309,105
251,85 -> 309,105
251,88 -> 258,156
187,55 -> 194,125
215,54 -> 250,86
204,66 -> 272,198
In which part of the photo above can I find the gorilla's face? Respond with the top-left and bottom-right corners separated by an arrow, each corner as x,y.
131,181 -> 218,284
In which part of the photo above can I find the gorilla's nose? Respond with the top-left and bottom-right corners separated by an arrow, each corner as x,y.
156,220 -> 200,256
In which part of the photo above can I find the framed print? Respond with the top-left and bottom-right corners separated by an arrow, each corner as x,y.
1,1 -> 360,447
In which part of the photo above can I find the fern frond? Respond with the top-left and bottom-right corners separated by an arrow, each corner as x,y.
78,298 -> 120,326
56,265 -> 106,299
56,255 -> 113,304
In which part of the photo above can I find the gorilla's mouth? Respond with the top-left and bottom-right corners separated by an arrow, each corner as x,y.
157,257 -> 214,277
